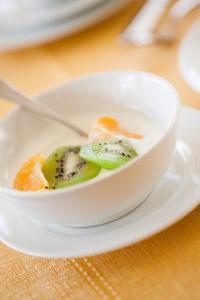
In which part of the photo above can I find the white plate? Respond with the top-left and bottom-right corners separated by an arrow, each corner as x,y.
0,0 -> 105,31
0,106 -> 200,258
0,0 -> 132,51
179,17 -> 200,94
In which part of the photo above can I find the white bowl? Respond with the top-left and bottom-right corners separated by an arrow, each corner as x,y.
0,71 -> 180,228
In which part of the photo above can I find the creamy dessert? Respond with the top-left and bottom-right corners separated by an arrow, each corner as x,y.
13,110 -> 163,192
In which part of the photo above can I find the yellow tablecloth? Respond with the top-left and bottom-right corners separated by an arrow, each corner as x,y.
1,1 -> 200,299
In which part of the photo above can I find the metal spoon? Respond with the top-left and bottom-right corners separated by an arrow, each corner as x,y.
120,0 -> 200,46
120,0 -> 176,46
0,78 -> 88,138
157,0 -> 200,44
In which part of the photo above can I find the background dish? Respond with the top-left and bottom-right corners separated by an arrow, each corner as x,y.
0,0 -> 106,30
0,0 -> 132,51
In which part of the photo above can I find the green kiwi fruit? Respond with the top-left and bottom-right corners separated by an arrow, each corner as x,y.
80,139 -> 138,170
42,146 -> 101,189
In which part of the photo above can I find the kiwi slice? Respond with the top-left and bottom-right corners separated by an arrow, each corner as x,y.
80,139 -> 138,170
42,146 -> 101,189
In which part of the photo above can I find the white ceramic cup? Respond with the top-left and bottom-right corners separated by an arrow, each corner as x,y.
0,71 -> 180,228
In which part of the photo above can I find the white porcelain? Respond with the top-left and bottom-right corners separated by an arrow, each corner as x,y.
179,17 -> 200,94
0,106 -> 199,258
0,0 -> 105,31
0,0 -> 132,51
0,71 -> 179,227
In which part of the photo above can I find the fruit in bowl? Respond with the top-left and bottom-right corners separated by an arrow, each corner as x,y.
0,71 -> 179,227
14,116 -> 141,191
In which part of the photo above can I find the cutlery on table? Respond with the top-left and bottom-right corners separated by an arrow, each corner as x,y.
120,0 -> 177,45
120,0 -> 200,45
157,0 -> 200,43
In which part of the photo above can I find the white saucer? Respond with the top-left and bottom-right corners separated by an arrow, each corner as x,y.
0,106 -> 200,258
179,17 -> 200,94
0,0 -> 131,51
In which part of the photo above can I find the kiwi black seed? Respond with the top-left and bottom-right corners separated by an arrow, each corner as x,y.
80,139 -> 138,170
42,146 -> 101,189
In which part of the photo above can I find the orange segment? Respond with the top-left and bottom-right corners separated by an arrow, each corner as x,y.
89,116 -> 142,142
97,116 -> 118,130
89,117 -> 115,142
116,128 -> 143,139
14,154 -> 49,192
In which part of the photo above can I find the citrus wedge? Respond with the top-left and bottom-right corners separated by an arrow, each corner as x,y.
89,116 -> 142,142
14,154 -> 49,191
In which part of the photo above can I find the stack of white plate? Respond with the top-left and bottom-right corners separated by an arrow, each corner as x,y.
0,0 -> 132,51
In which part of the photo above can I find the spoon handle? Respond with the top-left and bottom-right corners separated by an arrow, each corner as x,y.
0,78 -> 88,138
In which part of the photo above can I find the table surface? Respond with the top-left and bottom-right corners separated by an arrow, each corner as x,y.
1,1 -> 200,299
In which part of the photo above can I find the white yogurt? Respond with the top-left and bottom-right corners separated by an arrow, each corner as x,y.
10,107 -> 164,186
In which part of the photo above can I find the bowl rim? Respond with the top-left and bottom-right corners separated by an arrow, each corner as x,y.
0,70 -> 180,199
